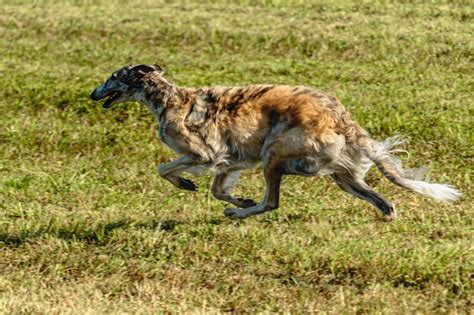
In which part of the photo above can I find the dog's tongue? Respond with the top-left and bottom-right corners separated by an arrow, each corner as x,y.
103,100 -> 113,108
102,92 -> 121,108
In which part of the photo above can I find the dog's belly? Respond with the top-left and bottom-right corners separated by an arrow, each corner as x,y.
202,133 -> 263,173
284,156 -> 335,176
185,159 -> 259,175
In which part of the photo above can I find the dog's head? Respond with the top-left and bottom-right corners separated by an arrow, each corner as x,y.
90,64 -> 164,108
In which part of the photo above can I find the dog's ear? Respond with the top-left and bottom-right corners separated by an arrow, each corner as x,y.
152,64 -> 164,73
133,64 -> 164,79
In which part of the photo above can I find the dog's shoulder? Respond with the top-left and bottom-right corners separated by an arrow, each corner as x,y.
183,86 -> 222,131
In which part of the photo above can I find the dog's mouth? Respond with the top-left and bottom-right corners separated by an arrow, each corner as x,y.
102,91 -> 122,108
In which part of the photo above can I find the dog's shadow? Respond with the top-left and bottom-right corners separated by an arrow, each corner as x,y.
0,217 -> 229,248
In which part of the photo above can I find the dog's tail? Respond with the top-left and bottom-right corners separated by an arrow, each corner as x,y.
360,136 -> 462,202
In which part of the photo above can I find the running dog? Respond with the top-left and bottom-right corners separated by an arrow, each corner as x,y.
90,64 -> 462,219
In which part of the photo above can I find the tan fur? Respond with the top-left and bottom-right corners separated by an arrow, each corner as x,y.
90,64 -> 461,219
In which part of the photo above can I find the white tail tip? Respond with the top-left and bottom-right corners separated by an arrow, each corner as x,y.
403,179 -> 463,202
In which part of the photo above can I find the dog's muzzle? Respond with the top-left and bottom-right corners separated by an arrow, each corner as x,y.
90,89 -> 102,101
90,85 -> 123,108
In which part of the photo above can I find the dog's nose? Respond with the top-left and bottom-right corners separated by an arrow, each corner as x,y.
90,89 -> 99,100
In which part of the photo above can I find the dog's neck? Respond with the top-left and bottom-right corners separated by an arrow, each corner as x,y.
140,75 -> 185,122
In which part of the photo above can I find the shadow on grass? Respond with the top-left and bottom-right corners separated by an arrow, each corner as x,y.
0,218 -> 186,248
0,212 -> 307,248
0,209 -> 282,248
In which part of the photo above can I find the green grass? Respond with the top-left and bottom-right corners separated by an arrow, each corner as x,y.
0,1 -> 472,313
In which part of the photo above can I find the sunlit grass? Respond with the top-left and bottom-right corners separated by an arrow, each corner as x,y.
0,1 -> 472,313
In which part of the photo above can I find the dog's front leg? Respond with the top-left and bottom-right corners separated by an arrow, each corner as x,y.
211,172 -> 256,208
224,156 -> 284,219
158,156 -> 200,191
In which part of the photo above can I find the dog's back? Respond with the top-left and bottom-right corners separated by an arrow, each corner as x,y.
186,84 -> 366,155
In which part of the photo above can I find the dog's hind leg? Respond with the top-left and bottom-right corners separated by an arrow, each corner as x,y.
211,172 -> 256,208
331,172 -> 396,220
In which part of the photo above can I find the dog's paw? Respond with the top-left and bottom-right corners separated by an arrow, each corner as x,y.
223,207 -> 247,219
176,177 -> 197,191
383,210 -> 397,221
236,198 -> 257,208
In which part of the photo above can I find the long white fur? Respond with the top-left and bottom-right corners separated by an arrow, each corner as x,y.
399,179 -> 462,202
371,136 -> 462,202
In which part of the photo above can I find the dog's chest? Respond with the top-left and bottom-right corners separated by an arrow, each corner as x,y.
157,122 -> 197,155
158,125 -> 167,144
158,124 -> 181,153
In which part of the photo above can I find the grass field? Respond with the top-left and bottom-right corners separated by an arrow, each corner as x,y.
0,1 -> 473,313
